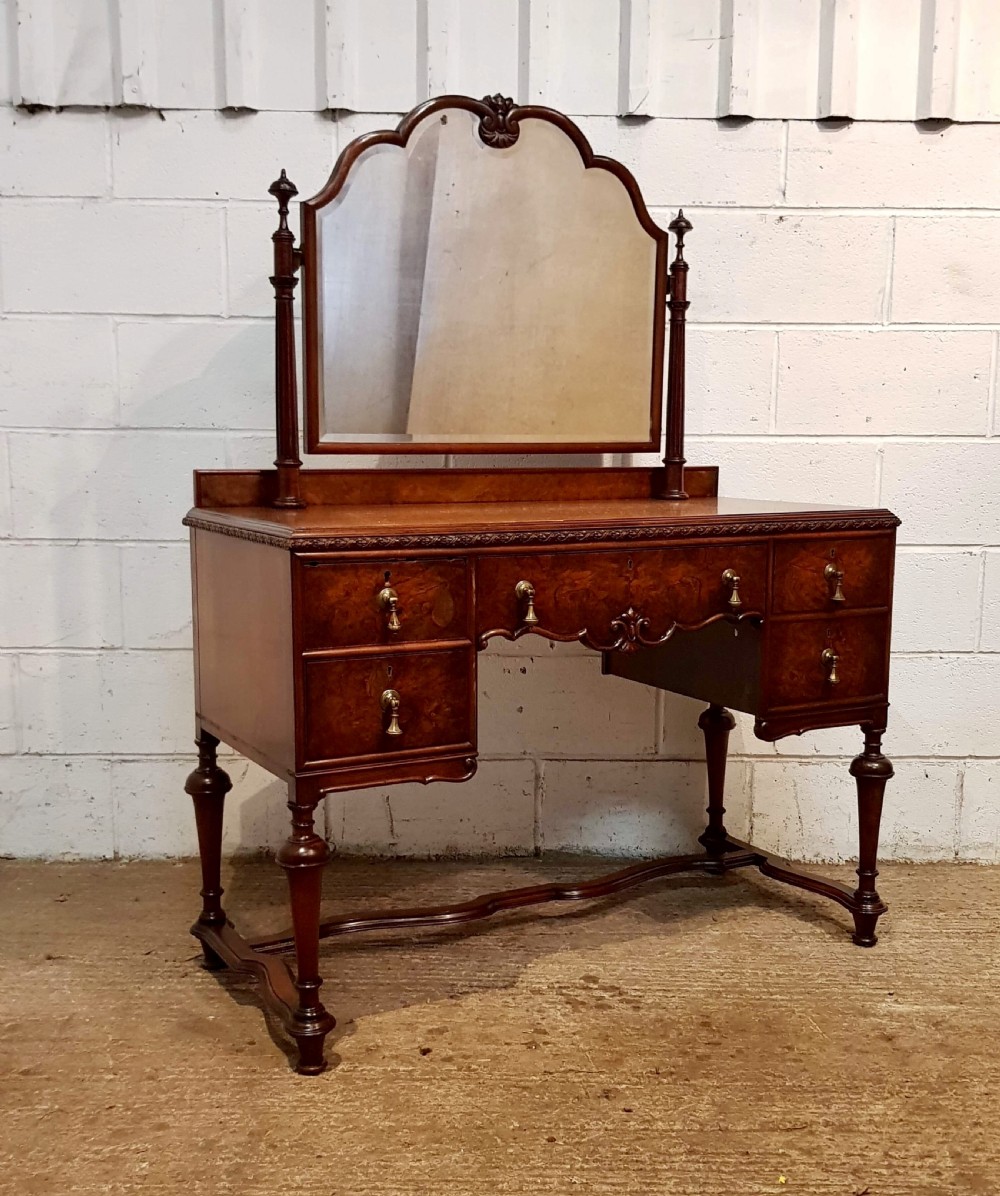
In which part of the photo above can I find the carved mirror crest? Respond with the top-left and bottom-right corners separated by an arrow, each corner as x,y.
301,95 -> 669,454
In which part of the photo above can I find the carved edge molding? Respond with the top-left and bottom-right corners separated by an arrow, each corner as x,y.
183,513 -> 902,552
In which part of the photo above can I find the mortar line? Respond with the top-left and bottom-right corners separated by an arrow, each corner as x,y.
881,215 -> 896,326
987,330 -> 999,436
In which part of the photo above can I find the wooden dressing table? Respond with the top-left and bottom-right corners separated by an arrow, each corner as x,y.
182,95 -> 898,1075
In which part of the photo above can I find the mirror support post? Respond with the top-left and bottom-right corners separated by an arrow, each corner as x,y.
662,209 -> 692,501
269,170 -> 305,509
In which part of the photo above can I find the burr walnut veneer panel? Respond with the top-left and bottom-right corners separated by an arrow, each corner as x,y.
300,647 -> 475,767
773,535 -> 893,614
298,556 -> 470,650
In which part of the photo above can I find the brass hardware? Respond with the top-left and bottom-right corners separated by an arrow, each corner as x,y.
380,688 -> 403,736
515,579 -> 539,626
821,648 -> 840,686
377,585 -> 402,632
824,564 -> 846,603
722,568 -> 742,609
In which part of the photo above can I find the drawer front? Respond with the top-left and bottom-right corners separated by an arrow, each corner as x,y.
772,535 -> 893,614
628,544 -> 768,624
476,551 -> 631,641
766,614 -> 890,709
301,648 -> 474,766
475,544 -> 767,643
298,556 -> 468,650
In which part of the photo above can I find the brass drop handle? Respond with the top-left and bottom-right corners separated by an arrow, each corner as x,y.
821,648 -> 840,686
515,579 -> 539,626
824,563 -> 846,604
377,585 -> 402,632
381,688 -> 403,736
722,568 -> 742,609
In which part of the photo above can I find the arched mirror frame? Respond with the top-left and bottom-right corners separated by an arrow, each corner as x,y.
297,94 -> 680,463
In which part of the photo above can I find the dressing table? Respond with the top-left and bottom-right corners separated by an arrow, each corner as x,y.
182,94 -> 899,1075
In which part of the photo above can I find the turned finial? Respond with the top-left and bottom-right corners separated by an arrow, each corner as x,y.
269,169 -> 298,233
668,208 -> 693,263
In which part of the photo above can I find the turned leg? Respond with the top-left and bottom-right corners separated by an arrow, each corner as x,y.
698,704 -> 736,856
185,728 -> 232,969
277,788 -> 336,1075
849,727 -> 893,947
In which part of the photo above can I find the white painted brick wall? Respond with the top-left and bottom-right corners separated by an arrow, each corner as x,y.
2,104 -> 999,867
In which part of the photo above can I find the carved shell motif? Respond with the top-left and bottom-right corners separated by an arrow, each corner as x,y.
478,94 -> 520,148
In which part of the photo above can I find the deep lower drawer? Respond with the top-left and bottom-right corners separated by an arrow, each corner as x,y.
300,647 -> 475,766
765,613 -> 890,709
772,535 -> 893,614
298,555 -> 469,650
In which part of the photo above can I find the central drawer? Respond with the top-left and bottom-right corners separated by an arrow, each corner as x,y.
298,555 -> 469,650
300,647 -> 474,766
475,544 -> 768,642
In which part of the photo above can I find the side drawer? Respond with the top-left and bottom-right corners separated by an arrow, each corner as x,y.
772,535 -> 893,614
765,613 -> 890,710
298,556 -> 469,650
300,647 -> 474,766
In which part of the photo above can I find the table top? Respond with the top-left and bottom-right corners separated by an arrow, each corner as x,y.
184,495 -> 901,552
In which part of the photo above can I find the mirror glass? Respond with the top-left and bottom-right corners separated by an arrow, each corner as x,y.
314,107 -> 658,448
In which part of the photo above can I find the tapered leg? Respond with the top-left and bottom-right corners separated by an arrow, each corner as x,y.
276,788 -> 336,1075
698,704 -> 736,856
849,727 -> 893,947
185,728 -> 232,969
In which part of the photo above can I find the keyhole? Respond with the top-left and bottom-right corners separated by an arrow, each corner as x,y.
386,664 -> 393,679
384,570 -> 391,582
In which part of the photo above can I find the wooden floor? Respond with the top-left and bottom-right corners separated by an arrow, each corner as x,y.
1,856 -> 996,1195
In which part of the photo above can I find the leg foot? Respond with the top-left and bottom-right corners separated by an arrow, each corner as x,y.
199,941 -> 227,971
185,728 -> 232,950
851,910 -> 882,948
277,787 -> 336,1075
849,726 -> 892,948
698,704 -> 736,856
292,1026 -> 332,1075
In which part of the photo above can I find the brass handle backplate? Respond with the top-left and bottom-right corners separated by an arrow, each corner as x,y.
824,563 -> 846,603
821,648 -> 840,685
377,585 -> 402,632
515,579 -> 539,626
381,688 -> 403,735
722,568 -> 742,609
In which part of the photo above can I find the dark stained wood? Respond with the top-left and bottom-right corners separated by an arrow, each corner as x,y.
300,95 -> 669,459
298,555 -> 469,651
184,495 -> 900,554
181,89 -> 904,1075
476,544 -> 767,646
772,534 -> 894,614
628,544 -> 767,624
765,612 -> 890,709
276,788 -> 336,1073
193,465 -> 721,510
251,847 -> 760,952
603,617 -> 763,714
184,728 -> 232,969
191,529 -> 295,776
300,647 -> 474,767
698,704 -> 735,855
849,725 -> 893,946
268,171 -> 304,509
661,209 -> 692,499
